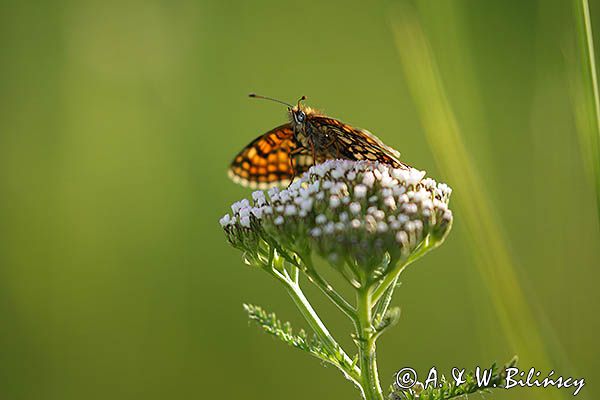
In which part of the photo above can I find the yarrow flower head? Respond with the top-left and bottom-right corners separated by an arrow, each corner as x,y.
220,160 -> 453,288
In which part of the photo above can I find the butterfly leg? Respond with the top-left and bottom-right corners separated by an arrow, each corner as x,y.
323,136 -> 341,158
288,147 -> 304,186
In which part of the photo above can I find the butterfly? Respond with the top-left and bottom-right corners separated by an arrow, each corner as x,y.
228,94 -> 410,189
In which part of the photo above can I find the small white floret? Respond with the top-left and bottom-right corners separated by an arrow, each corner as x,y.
377,222 -> 388,233
219,214 -> 232,227
240,215 -> 251,228
339,212 -> 349,222
252,191 -> 266,206
231,199 -> 250,214
354,184 -> 367,198
329,196 -> 341,208
310,227 -> 322,237
250,207 -> 264,219
384,196 -> 396,209
363,171 -> 375,188
284,205 -> 297,216
349,202 -> 361,215
300,198 -> 313,212
324,222 -> 335,234
316,214 -> 327,224
331,168 -> 344,179
396,230 -> 408,245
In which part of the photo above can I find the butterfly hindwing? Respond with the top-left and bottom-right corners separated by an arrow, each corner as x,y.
311,116 -> 408,169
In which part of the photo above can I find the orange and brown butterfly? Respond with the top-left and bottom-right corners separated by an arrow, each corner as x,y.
228,94 -> 410,189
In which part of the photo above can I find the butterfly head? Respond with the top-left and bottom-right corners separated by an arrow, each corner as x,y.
290,107 -> 306,125
289,95 -> 316,129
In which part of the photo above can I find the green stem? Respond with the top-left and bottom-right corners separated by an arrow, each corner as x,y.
290,262 -> 299,284
372,236 -> 437,304
301,255 -> 358,323
373,275 -> 398,325
355,288 -> 384,400
269,264 -> 362,383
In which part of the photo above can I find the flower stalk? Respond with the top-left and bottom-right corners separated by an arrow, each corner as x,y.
272,256 -> 360,380
356,287 -> 384,400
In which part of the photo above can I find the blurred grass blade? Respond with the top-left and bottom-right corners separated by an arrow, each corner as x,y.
388,5 -> 563,400
573,0 -> 600,223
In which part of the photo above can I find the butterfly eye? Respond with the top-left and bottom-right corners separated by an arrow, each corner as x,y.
295,111 -> 306,123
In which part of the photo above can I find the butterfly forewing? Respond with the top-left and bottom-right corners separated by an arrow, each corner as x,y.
228,124 -> 316,189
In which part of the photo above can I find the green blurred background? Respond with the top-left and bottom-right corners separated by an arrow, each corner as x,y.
1,0 -> 599,399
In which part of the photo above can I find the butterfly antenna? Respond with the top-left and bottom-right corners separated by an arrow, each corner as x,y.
297,95 -> 307,108
248,93 -> 293,108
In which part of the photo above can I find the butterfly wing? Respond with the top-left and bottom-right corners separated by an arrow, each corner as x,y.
312,116 -> 409,169
228,124 -> 315,189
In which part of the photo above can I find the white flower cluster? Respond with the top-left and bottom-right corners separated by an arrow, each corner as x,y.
221,160 -> 452,282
